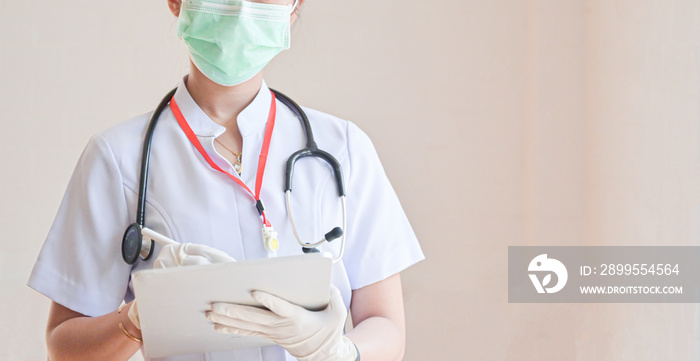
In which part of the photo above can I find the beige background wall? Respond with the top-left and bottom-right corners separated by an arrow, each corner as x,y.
1,0 -> 699,360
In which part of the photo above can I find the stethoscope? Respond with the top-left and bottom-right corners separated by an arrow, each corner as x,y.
121,87 -> 346,266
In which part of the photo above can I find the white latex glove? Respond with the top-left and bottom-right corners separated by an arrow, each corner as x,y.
127,243 -> 236,329
154,243 -> 236,268
205,285 -> 357,361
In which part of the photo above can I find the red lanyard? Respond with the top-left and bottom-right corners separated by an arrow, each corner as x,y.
169,91 -> 277,227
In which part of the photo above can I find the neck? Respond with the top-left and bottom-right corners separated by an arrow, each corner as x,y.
184,61 -> 263,129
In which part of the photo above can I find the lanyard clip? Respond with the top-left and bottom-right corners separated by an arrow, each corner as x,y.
262,225 -> 279,253
255,199 -> 265,215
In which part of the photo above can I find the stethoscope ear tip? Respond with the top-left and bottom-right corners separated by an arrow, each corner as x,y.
302,246 -> 320,254
324,227 -> 343,242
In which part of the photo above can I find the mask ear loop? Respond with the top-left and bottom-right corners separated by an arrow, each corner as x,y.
290,0 -> 299,14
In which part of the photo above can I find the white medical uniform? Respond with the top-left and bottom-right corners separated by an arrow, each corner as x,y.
28,78 -> 424,361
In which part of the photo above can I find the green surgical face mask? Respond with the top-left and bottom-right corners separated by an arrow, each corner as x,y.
177,0 -> 297,86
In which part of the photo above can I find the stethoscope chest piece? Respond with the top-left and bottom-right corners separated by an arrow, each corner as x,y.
122,223 -> 154,265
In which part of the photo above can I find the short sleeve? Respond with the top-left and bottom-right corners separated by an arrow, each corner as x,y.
28,134 -> 133,317
342,122 -> 424,290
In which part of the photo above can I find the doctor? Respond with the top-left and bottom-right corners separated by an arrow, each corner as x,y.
28,0 -> 424,360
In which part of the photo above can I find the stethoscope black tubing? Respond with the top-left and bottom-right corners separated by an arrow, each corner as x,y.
270,89 -> 316,149
137,88 -> 178,227
270,89 -> 346,198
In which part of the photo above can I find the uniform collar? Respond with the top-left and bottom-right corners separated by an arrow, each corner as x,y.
237,81 -> 273,138
172,77 -> 273,138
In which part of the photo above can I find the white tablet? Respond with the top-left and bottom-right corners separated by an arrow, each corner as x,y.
131,254 -> 332,358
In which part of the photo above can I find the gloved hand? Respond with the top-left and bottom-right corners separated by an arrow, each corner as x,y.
154,243 -> 236,268
205,285 -> 358,361
127,243 -> 236,329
